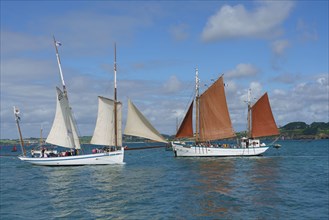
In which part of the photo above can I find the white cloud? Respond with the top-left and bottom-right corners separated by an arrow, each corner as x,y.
225,63 -> 259,79
271,39 -> 290,56
225,73 -> 329,131
1,57 -> 56,81
316,76 -> 328,86
272,72 -> 302,84
270,39 -> 291,70
1,2 -> 327,140
271,74 -> 329,126
163,75 -> 182,93
201,1 -> 295,42
1,31 -> 50,55
296,19 -> 318,41
273,89 -> 286,96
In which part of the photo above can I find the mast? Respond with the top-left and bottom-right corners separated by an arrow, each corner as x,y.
50,36 -> 78,150
40,124 -> 43,147
13,106 -> 26,156
114,43 -> 118,148
53,36 -> 66,94
247,89 -> 252,138
195,67 -> 200,143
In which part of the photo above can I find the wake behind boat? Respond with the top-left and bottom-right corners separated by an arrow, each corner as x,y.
17,38 -> 124,166
172,68 -> 279,157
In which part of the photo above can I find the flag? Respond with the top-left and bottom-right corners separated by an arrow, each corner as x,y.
56,41 -> 62,47
14,107 -> 21,120
15,108 -> 20,115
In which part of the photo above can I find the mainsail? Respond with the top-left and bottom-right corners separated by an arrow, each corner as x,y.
199,76 -> 236,141
46,87 -> 81,149
175,101 -> 194,138
175,76 -> 235,142
124,99 -> 167,143
91,96 -> 122,146
251,93 -> 279,138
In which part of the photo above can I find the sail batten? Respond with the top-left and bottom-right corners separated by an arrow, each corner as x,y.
91,96 -> 122,146
251,93 -> 279,138
199,76 -> 235,141
124,99 -> 167,143
46,87 -> 81,149
175,101 -> 194,138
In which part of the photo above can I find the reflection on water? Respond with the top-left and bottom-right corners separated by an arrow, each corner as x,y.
84,165 -> 126,219
183,156 -> 282,219
41,165 -> 126,219
1,141 -> 328,219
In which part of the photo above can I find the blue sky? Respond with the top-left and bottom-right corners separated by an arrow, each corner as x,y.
1,0 -> 328,139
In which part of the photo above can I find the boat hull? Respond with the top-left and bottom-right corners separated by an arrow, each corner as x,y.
172,142 -> 268,157
18,149 -> 124,166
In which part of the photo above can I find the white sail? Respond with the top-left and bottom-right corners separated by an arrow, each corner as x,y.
124,99 -> 167,143
46,87 -> 81,149
91,96 -> 122,146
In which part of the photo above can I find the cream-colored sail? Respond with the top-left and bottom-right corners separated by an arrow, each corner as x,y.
91,96 -> 122,146
46,87 -> 81,149
124,99 -> 167,143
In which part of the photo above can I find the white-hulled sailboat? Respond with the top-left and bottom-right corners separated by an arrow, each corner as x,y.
172,68 -> 279,157
18,39 -> 124,165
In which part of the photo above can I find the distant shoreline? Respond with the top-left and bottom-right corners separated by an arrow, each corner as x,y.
2,121 -> 328,146
1,136 -> 328,146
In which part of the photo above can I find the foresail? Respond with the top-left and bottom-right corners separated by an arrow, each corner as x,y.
199,76 -> 235,141
175,101 -> 194,138
91,96 -> 122,146
251,93 -> 279,138
124,99 -> 167,143
46,87 -> 81,149
70,113 -> 81,149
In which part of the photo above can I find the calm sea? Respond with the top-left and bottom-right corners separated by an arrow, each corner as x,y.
0,140 -> 328,219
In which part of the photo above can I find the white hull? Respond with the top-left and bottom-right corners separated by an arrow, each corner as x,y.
172,142 -> 268,157
18,149 -> 124,166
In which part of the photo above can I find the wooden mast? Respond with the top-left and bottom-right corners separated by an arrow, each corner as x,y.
52,36 -> 77,150
195,67 -> 200,143
13,106 -> 26,156
40,125 -> 43,147
114,43 -> 118,148
53,36 -> 66,94
247,89 -> 252,138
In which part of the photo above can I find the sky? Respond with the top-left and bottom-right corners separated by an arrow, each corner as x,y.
1,0 -> 328,139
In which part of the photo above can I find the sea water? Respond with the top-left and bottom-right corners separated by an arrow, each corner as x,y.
0,140 -> 328,219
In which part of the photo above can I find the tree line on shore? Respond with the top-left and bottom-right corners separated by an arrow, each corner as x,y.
1,121 -> 328,145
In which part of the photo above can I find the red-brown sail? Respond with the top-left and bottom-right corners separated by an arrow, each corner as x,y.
175,101 -> 194,138
199,76 -> 235,141
251,93 -> 279,138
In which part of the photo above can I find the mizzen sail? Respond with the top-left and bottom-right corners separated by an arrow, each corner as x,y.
251,93 -> 279,138
46,87 -> 81,149
175,101 -> 194,138
124,99 -> 167,143
91,96 -> 122,146
199,76 -> 235,141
